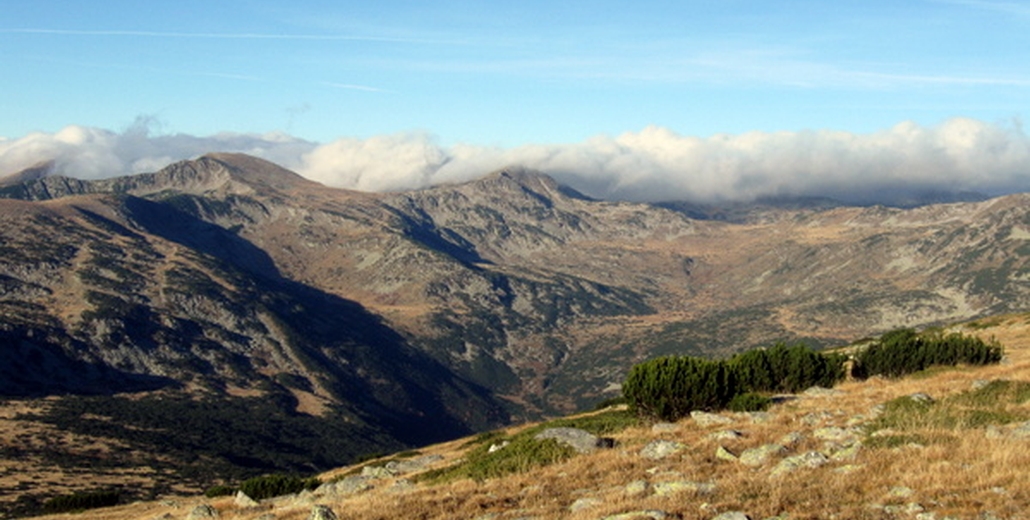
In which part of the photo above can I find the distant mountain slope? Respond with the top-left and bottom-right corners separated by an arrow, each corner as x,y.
0,154 -> 1028,494
0,183 -> 509,468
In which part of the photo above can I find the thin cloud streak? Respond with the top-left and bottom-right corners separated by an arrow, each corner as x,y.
0,28 -> 467,45
932,0 -> 1030,17
320,82 -> 391,93
2,118 -> 1029,205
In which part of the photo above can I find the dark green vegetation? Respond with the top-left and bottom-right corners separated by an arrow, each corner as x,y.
624,329 -> 1004,422
239,474 -> 320,500
623,343 -> 847,421
864,380 -> 1030,448
417,409 -> 639,483
41,490 -> 120,514
851,328 -> 1003,379
14,392 -> 399,493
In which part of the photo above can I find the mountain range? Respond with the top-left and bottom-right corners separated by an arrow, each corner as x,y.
0,153 -> 1028,507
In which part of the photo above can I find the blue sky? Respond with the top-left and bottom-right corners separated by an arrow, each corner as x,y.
2,1 -> 1030,202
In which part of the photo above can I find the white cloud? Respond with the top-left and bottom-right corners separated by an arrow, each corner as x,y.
2,118 -> 1029,205
0,119 -> 317,181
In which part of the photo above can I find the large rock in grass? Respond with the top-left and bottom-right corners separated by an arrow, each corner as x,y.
739,444 -> 786,467
308,505 -> 338,520
534,427 -> 612,454
640,439 -> 686,460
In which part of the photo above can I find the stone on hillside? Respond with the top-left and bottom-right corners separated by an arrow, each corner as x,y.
640,439 -> 686,460
308,505 -> 339,520
361,465 -> 396,478
972,379 -> 990,390
803,386 -> 843,397
813,426 -> 858,442
315,475 -> 373,497
652,480 -> 716,496
986,425 -> 1005,439
716,445 -> 738,461
743,411 -> 773,423
234,490 -> 260,508
187,504 -> 219,519
600,510 -> 670,520
770,451 -> 828,478
1010,421 -> 1030,438
691,411 -> 733,426
888,486 -> 915,499
711,513 -> 751,520
389,479 -> 415,493
908,393 -> 934,404
385,454 -> 444,474
800,411 -> 834,425
778,431 -> 804,446
534,427 -> 607,454
830,441 -> 862,460
707,429 -> 745,441
568,497 -> 603,512
651,422 -> 680,433
624,480 -> 649,496
835,464 -> 864,474
868,404 -> 886,417
739,444 -> 786,467
489,441 -> 510,452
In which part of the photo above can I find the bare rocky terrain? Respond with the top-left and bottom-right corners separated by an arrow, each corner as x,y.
0,153 -> 1028,513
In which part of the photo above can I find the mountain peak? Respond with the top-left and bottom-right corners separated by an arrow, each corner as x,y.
199,153 -> 316,191
114,153 -> 318,197
0,160 -> 57,187
473,165 -> 591,202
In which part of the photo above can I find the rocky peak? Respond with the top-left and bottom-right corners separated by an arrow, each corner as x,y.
108,153 -> 317,197
473,166 -> 567,205
0,160 -> 57,186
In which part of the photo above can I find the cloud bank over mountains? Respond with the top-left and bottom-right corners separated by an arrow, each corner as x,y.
2,118 -> 1029,204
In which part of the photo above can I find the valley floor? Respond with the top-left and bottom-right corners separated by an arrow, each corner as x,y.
22,313 -> 1030,520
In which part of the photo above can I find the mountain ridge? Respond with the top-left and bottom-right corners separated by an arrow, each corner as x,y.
0,153 -> 1028,510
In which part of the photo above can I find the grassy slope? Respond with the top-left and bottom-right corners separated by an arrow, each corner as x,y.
25,311 -> 1030,520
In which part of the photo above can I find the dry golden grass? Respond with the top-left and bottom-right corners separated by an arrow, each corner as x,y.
25,312 -> 1030,520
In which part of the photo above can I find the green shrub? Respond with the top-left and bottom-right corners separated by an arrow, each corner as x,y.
623,343 -> 846,421
238,474 -> 320,500
419,409 -> 638,484
43,490 -> 120,513
729,343 -> 847,393
204,484 -> 236,498
418,437 -> 575,484
540,408 -> 640,435
623,355 -> 737,421
852,329 -> 1003,379
727,392 -> 773,412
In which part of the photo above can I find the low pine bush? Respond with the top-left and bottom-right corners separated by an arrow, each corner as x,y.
727,392 -> 773,412
43,490 -> 120,513
204,484 -> 236,498
622,355 -> 737,421
623,342 -> 846,421
852,328 -> 1003,379
730,342 -> 847,393
238,474 -> 320,500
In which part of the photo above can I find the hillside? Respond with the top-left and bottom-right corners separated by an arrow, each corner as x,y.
23,312 -> 1030,520
1,153 -> 1029,512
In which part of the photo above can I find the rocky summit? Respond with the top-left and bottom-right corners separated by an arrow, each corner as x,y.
1,153 -> 1029,510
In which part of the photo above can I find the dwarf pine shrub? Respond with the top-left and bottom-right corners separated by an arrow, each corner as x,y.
623,343 -> 846,421
729,342 -> 847,393
622,355 -> 737,421
43,490 -> 120,513
851,328 -> 1003,379
238,474 -> 320,500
